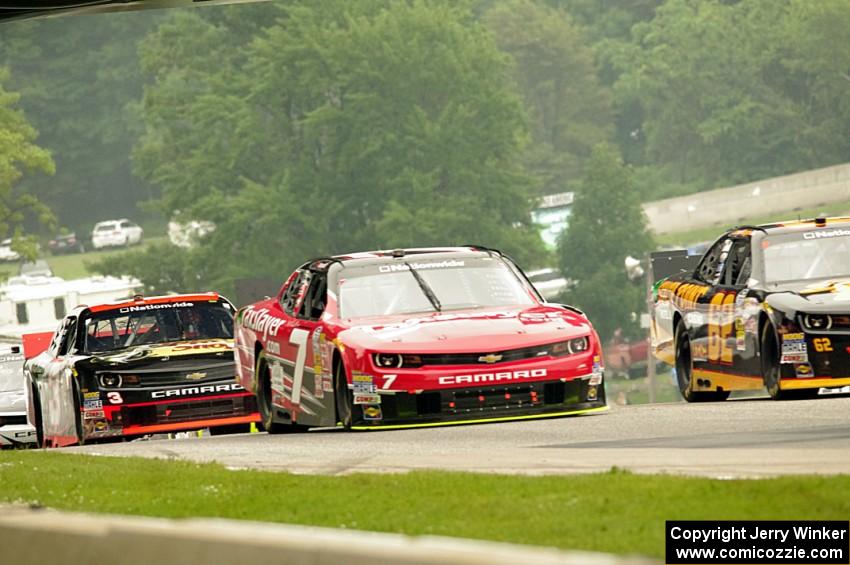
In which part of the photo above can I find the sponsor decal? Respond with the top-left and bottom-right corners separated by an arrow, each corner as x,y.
322,375 -> 334,393
312,329 -> 323,374
685,311 -> 705,327
241,306 -> 286,340
83,399 -> 103,410
0,354 -> 24,363
120,301 -> 193,313
352,373 -> 376,394
151,382 -> 244,399
84,391 -> 100,399
353,393 -> 381,405
586,385 -> 598,401
94,421 -> 108,431
267,340 -> 280,355
438,368 -> 547,386
691,342 -> 709,362
803,228 -> 850,240
781,333 -> 808,364
735,318 -> 746,352
363,405 -> 382,420
84,409 -> 105,420
795,363 -> 814,378
589,355 -> 604,385
378,260 -> 464,273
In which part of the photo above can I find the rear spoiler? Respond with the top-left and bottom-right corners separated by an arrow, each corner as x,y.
22,331 -> 53,360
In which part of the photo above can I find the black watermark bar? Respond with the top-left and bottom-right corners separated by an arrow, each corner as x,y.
666,521 -> 849,564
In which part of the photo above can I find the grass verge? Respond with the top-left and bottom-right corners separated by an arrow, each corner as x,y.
655,200 -> 850,247
1,452 -> 848,558
0,236 -> 165,280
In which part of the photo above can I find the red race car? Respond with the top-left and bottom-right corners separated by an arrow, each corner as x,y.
24,293 -> 260,447
235,247 -> 607,431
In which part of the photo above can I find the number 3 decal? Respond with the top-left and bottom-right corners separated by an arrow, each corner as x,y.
107,391 -> 123,404
289,328 -> 310,405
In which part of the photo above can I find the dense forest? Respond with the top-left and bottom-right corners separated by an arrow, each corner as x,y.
1,0 -> 848,334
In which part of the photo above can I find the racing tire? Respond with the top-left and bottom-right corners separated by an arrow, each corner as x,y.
761,324 -> 819,400
255,350 -> 308,434
31,384 -> 45,448
72,381 -> 86,446
674,320 -> 730,402
334,359 -> 353,430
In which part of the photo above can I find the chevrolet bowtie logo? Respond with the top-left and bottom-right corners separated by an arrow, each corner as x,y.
478,353 -> 503,364
185,372 -> 207,381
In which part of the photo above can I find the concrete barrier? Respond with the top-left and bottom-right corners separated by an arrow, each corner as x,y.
0,505 -> 656,565
644,162 -> 850,235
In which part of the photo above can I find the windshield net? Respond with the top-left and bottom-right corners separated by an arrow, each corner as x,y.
82,301 -> 234,353
338,257 -> 534,318
763,229 -> 850,283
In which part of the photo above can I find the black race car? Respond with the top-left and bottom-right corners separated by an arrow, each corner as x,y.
652,217 -> 850,401
24,293 -> 260,447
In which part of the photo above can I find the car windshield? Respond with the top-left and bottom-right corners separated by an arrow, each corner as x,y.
338,256 -> 534,318
81,300 -> 234,353
763,229 -> 850,283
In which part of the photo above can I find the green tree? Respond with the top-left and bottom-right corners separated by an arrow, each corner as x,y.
112,0 -> 546,295
558,144 -> 651,341
612,0 -> 850,199
0,12 -> 161,232
484,0 -> 613,195
0,69 -> 55,260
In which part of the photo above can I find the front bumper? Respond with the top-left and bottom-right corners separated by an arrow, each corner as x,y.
85,390 -> 260,438
350,375 -> 607,430
0,391 -> 37,447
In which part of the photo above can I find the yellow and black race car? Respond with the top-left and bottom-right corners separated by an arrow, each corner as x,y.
652,217 -> 850,401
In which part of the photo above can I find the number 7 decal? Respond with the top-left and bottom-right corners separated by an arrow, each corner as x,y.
289,328 -> 310,405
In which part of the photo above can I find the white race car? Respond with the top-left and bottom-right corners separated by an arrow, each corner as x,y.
0,343 -> 37,447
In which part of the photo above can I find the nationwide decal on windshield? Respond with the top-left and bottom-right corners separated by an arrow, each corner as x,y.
802,228 -> 850,240
119,301 -> 194,313
378,260 -> 465,273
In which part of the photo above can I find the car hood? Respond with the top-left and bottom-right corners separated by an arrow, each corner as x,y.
766,278 -> 850,314
337,305 -> 592,354
75,338 -> 235,370
0,353 -> 25,393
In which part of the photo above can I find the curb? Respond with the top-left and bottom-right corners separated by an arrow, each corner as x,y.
0,505 -> 657,565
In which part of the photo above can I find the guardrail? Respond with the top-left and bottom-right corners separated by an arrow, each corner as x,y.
0,504 -> 656,565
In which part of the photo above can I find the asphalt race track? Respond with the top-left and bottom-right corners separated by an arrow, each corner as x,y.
70,393 -> 850,478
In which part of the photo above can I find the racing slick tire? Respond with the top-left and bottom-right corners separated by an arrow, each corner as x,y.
31,383 -> 45,448
675,320 -> 730,402
255,350 -> 308,434
72,380 -> 86,446
761,323 -> 819,400
334,358 -> 353,431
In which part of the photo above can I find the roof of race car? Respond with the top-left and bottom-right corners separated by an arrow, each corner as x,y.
80,292 -> 223,314
727,216 -> 850,237
759,216 -> 850,233
308,246 -> 502,269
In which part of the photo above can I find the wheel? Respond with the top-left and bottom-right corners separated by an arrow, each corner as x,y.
334,359 -> 353,430
761,324 -> 819,400
255,350 -> 307,433
72,381 -> 85,446
209,424 -> 252,436
674,319 -> 729,402
31,384 -> 45,448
